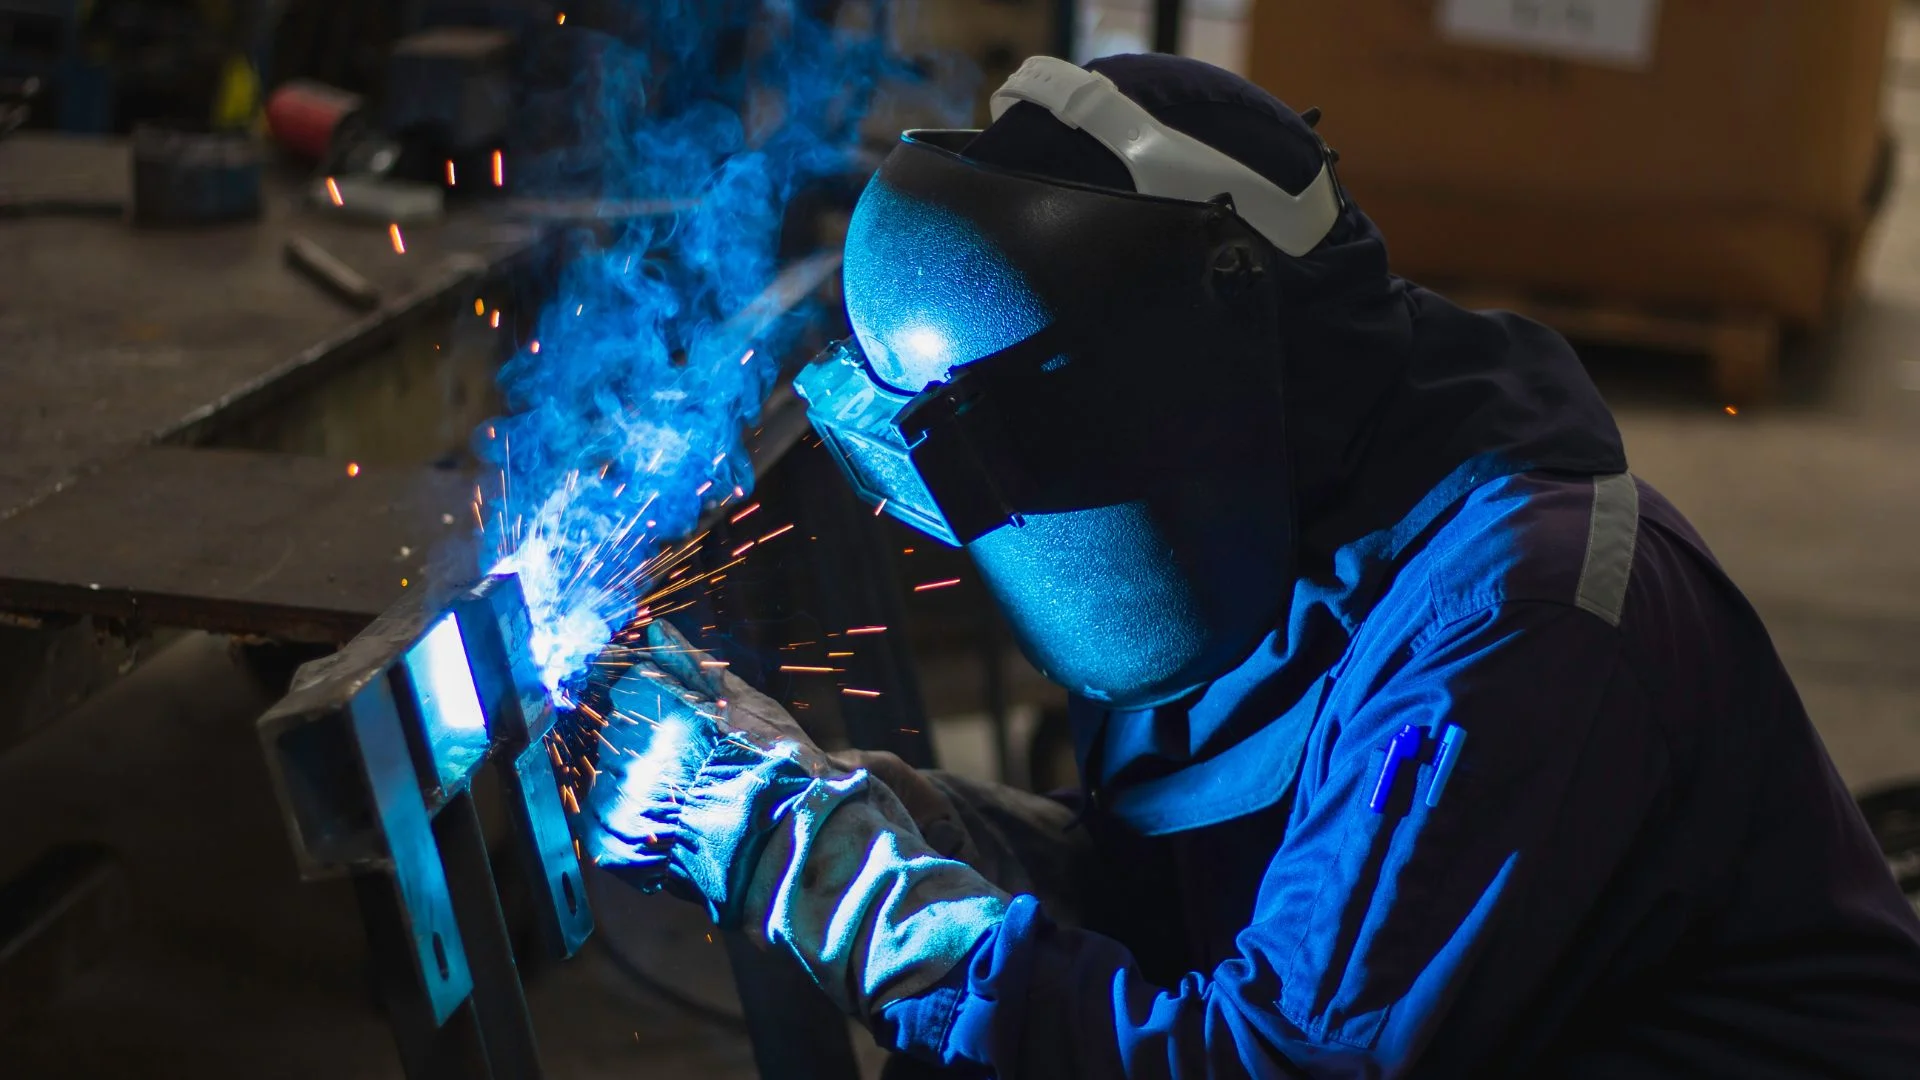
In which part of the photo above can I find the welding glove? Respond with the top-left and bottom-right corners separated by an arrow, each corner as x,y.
584,622 -> 1010,1019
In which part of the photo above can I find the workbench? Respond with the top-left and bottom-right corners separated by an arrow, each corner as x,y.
0,128 -> 556,758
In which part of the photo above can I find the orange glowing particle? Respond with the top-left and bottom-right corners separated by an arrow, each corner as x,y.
530,340 -> 541,354
1723,405 -> 1738,416
490,310 -> 501,329
558,12 -> 567,24
779,665 -> 837,674
492,149 -> 505,187
846,625 -> 887,635
325,176 -> 343,206
389,223 -> 406,254
914,578 -> 962,592
346,462 -> 361,477
446,160 -> 457,186
400,578 -> 409,588
842,688 -> 882,699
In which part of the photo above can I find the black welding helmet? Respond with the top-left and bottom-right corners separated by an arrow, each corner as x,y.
795,56 -> 1343,708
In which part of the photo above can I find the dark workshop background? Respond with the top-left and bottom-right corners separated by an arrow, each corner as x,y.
2,1 -> 1919,1078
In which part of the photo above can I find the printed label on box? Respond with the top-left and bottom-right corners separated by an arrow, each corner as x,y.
1438,0 -> 1661,70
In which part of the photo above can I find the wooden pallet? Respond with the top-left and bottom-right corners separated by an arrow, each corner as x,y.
1444,287 -> 1783,403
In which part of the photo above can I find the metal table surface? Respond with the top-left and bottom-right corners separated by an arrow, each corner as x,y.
0,132 -> 540,522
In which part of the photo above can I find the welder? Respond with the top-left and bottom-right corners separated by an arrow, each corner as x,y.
586,54 -> 1920,1077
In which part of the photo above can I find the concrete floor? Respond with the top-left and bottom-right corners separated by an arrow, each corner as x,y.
6,17 -> 1920,1080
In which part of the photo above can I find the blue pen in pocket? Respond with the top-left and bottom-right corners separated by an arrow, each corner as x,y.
1425,724 -> 1468,809
1368,723 -> 1424,813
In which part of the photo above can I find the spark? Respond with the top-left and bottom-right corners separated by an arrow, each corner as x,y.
731,540 -> 755,557
557,11 -> 566,23
576,304 -> 584,316
492,149 -> 505,187
1724,405 -> 1738,416
491,310 -> 501,329
695,480 -> 714,496
874,498 -> 888,516
842,688 -> 882,698
446,160 -> 457,186
346,462 -> 361,477
914,578 -> 961,592
902,548 -> 914,554
827,651 -> 852,658
779,665 -> 837,673
531,341 -> 542,354
389,223 -> 406,254
324,177 -> 345,207
846,626 -> 887,636
400,578 -> 409,587
698,660 -> 729,669
730,503 -> 761,524
476,299 -> 487,317
739,348 -> 755,365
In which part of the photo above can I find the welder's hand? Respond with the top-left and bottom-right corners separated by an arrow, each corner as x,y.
583,620 -> 830,921
583,624 -> 1010,1023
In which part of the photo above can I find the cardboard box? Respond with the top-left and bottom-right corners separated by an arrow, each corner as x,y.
1245,1 -> 1893,325
1249,0 -> 1892,222
1355,191 -> 1860,325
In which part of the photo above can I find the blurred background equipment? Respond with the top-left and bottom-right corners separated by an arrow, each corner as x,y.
129,123 -> 263,224
1249,0 -> 1897,400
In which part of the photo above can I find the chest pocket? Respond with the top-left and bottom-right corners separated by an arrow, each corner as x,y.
1279,737 -> 1476,1049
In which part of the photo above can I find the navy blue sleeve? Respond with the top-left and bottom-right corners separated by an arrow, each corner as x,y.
876,600 -> 1665,1078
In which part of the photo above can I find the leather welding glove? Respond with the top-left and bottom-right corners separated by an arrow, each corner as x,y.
583,622 -> 1010,1019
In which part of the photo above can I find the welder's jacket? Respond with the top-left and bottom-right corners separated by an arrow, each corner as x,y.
874,281 -> 1920,1075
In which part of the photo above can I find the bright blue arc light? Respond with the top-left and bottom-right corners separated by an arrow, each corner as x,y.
407,614 -> 492,790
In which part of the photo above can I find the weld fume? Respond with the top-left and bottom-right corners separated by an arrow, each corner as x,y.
481,4 -> 912,701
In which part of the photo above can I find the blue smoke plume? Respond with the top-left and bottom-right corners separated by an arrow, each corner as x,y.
479,3 -> 944,702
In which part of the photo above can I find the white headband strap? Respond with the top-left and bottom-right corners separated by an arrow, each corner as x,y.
989,56 -> 1340,258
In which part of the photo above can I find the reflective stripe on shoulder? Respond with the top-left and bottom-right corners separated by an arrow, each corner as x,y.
1574,472 -> 1640,627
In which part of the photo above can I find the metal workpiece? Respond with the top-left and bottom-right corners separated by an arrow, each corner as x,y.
259,573 -> 584,1078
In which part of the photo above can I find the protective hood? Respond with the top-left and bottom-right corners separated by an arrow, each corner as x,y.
801,57 -> 1336,709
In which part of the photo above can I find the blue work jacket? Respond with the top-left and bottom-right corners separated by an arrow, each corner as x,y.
880,468 -> 1920,1077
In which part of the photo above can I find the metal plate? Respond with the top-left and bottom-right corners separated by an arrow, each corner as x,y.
0,446 -> 478,643
347,678 -> 474,1025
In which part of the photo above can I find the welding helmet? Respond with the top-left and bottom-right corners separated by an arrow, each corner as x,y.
795,56 -> 1343,708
